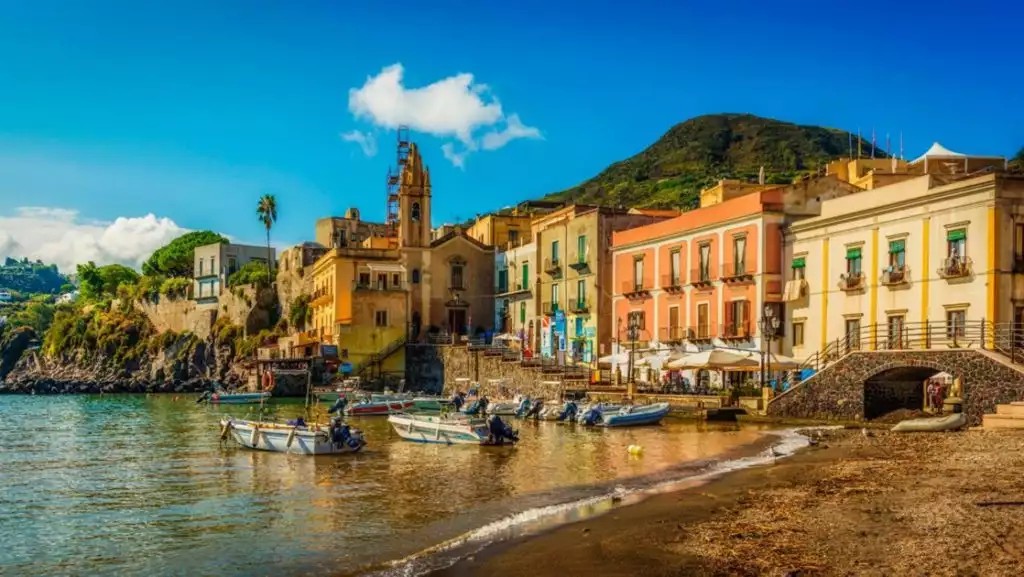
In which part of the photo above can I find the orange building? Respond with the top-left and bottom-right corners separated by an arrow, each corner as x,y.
610,176 -> 862,382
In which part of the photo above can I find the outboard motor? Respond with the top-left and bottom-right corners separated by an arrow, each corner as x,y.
328,397 -> 348,415
487,415 -> 518,445
581,406 -> 603,426
525,399 -> 544,419
558,400 -> 578,422
516,397 -> 532,418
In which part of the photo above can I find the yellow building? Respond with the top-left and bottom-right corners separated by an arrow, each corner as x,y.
466,212 -> 532,250
309,246 -> 408,375
532,205 -> 673,362
784,148 -> 1021,361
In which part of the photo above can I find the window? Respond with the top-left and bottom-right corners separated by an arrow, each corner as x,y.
733,236 -> 747,274
575,317 -> 584,337
198,282 -> 203,297
576,279 -> 586,307
726,299 -> 749,336
375,310 -> 388,327
1015,223 -> 1024,268
699,243 -> 711,281
210,257 -> 216,275
497,268 -> 508,293
359,272 -> 371,287
697,303 -> 709,338
946,310 -> 966,339
508,229 -> 519,245
229,257 -> 238,275
792,256 -> 806,280
199,258 -> 204,275
521,263 -> 529,290
577,234 -> 587,264
792,322 -> 805,347
551,283 -> 559,308
888,239 -> 906,269
845,318 -> 861,350
520,301 -> 526,324
411,202 -> 421,222
846,247 -> 862,275
411,269 -> 420,284
627,311 -> 645,330
451,264 -> 464,289
551,240 -> 560,263
668,306 -> 680,339
887,315 -> 905,348
376,273 -> 387,289
633,257 -> 644,290
947,229 -> 966,260
670,249 -> 681,285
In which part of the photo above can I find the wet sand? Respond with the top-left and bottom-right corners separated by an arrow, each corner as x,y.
436,428 -> 1024,577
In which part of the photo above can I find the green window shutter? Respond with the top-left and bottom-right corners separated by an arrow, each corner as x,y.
520,302 -> 526,324
522,263 -> 528,288
947,229 -> 966,241
889,240 -> 905,253
792,257 -> 806,268
846,247 -> 862,259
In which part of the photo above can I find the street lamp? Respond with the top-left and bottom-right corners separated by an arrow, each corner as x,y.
759,305 -> 781,390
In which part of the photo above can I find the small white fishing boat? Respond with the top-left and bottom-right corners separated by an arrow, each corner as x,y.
345,398 -> 416,416
387,413 -> 517,446
219,417 -> 366,455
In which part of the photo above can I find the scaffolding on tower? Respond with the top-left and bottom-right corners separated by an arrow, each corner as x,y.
386,126 -> 412,232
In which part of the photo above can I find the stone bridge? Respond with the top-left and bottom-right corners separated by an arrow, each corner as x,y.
767,349 -> 1024,427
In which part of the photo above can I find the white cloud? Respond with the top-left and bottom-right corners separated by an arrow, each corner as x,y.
0,207 -> 188,274
347,63 -> 540,166
340,130 -> 378,157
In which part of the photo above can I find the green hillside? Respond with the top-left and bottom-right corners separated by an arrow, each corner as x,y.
0,258 -> 68,297
545,113 -> 887,210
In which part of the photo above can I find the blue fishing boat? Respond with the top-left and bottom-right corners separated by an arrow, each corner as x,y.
581,402 -> 670,427
198,391 -> 271,405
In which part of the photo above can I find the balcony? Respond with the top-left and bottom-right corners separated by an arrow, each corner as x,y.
568,297 -> 590,314
353,279 -> 406,291
661,273 -> 684,292
568,250 -> 590,271
690,267 -> 713,288
721,321 -> 751,339
689,324 -> 715,341
497,281 -> 532,297
880,265 -> 909,286
937,257 -> 972,280
662,326 -> 691,342
310,286 -> 331,305
721,261 -> 754,283
542,301 -> 559,316
839,272 -> 865,291
544,257 -> 562,276
621,280 -> 650,299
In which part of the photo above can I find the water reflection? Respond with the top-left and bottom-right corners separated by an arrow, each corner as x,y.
0,396 -> 774,576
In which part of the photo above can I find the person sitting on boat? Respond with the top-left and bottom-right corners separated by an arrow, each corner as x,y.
451,392 -> 465,411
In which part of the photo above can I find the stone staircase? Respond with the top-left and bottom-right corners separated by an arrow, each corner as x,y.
981,402 -> 1024,429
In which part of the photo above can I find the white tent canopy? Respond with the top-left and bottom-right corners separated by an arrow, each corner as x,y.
912,142 -> 965,164
667,349 -> 760,370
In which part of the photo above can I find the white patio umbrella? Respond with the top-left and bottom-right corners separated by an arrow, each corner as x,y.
493,333 -> 521,342
729,351 -> 802,371
666,349 -> 761,370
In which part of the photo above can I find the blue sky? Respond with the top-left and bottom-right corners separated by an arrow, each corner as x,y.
0,0 -> 1020,272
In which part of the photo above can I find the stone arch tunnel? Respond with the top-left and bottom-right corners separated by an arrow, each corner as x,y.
862,365 -> 946,420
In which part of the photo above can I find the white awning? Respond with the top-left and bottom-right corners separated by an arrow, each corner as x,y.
366,263 -> 406,273
912,142 -> 965,164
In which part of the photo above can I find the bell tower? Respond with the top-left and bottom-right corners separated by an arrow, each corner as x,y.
392,136 -> 431,248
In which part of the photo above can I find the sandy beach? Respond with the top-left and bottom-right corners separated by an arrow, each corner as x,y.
436,427 -> 1024,577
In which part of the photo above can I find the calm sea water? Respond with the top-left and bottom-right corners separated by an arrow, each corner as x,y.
0,395 -> 775,576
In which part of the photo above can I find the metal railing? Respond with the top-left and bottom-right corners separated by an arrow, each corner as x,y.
568,298 -> 590,313
661,326 -> 691,341
353,279 -> 406,291
448,280 -> 466,291
937,256 -> 972,279
721,320 -> 751,339
690,267 -> 712,285
689,323 -> 716,340
880,266 -> 909,286
542,301 -> 559,316
621,280 -> 649,296
544,258 -> 562,274
661,273 -> 683,290
569,250 -> 590,269
722,261 -> 753,280
839,272 -> 865,291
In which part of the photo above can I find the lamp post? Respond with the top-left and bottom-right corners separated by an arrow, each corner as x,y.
759,305 -> 781,390
627,314 -> 641,385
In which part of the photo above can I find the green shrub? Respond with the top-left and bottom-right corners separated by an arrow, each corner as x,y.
159,277 -> 191,299
227,261 -> 272,288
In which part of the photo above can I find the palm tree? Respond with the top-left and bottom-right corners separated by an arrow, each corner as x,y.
256,194 -> 278,281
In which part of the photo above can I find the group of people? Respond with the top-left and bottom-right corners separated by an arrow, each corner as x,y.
926,379 -> 948,414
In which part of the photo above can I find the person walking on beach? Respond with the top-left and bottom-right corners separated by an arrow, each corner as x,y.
933,380 -> 945,415
926,380 -> 936,412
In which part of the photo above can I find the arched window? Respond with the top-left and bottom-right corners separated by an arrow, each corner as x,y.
411,202 -> 421,222
411,268 -> 421,284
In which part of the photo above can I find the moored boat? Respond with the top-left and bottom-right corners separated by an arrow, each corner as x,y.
387,413 -> 518,446
411,395 -> 453,411
891,412 -> 966,433
199,391 -> 271,405
584,403 -> 670,427
219,417 -> 366,454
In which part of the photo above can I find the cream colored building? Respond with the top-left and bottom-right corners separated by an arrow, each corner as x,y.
495,240 -> 537,340
785,165 -> 1024,360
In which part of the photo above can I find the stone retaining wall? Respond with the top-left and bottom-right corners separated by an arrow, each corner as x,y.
767,350 -> 1024,426
440,346 -> 575,400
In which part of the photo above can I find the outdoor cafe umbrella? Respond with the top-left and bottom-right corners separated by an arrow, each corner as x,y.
728,351 -> 802,371
666,349 -> 761,371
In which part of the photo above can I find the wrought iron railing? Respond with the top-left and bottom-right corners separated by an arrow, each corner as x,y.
661,273 -> 683,290
937,256 -> 972,279
839,272 -> 865,291
880,265 -> 909,286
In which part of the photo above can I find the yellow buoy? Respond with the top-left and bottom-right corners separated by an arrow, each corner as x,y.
627,444 -> 643,455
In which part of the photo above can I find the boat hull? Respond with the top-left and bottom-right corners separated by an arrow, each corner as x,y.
891,412 -> 966,433
599,403 -> 671,427
220,419 -> 365,455
210,392 -> 271,405
387,414 -> 495,445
